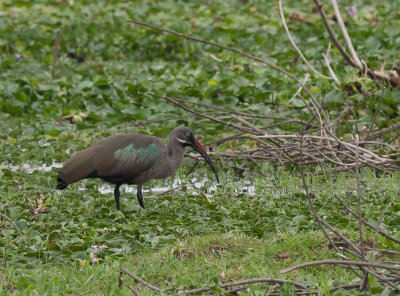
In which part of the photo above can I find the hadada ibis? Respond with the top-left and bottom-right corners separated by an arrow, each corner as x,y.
56,126 -> 219,210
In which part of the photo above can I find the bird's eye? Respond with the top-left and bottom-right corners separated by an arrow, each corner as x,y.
186,132 -> 190,137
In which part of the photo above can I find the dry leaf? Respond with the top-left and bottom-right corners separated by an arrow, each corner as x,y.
290,12 -> 304,22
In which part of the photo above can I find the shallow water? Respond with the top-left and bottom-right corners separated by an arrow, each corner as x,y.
2,162 -> 255,196
2,162 -> 63,174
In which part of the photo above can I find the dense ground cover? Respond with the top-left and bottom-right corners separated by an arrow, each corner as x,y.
1,0 -> 400,294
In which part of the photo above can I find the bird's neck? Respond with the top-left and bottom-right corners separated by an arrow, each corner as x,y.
151,139 -> 185,179
169,139 -> 185,169
167,139 -> 185,164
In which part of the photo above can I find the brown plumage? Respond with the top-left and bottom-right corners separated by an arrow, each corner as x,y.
56,127 -> 219,210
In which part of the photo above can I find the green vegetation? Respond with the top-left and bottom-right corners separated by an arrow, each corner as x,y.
1,0 -> 400,294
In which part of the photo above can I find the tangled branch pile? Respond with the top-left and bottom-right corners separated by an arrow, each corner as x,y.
148,93 -> 400,174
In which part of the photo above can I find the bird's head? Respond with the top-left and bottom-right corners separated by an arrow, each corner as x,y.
171,126 -> 219,183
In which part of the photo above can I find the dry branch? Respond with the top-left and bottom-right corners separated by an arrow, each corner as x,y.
266,283 -> 362,295
330,0 -> 362,68
322,43 -> 339,83
119,268 -> 311,295
278,0 -> 333,81
120,267 -> 163,292
354,134 -> 368,290
0,212 -> 27,245
313,0 -> 400,88
128,19 -> 337,118
334,195 -> 400,244
280,260 -> 400,274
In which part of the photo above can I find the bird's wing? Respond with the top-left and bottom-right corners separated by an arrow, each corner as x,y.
58,134 -> 164,185
94,134 -> 163,182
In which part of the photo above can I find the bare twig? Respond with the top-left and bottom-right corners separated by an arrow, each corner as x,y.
120,267 -> 163,292
220,278 -> 308,290
380,111 -> 400,143
206,285 -> 249,296
371,249 -> 400,256
231,114 -> 266,135
365,88 -> 385,141
147,93 -> 251,133
128,20 -> 400,172
380,285 -> 390,296
153,186 -> 182,197
298,130 -> 362,279
368,122 -> 400,140
368,201 -> 392,261
330,0 -> 362,68
133,112 -> 225,127
313,0 -> 358,68
118,267 -> 123,288
334,195 -> 400,244
176,277 -> 309,295
322,43 -> 339,83
291,73 -> 310,100
119,267 -> 311,295
154,94 -> 314,126
361,267 -> 400,290
314,0 -> 399,88
354,134 -> 368,291
279,0 -> 332,80
280,260 -> 400,274
0,212 -> 27,244
128,20 -> 299,84
3,241 -> 6,269
267,282 -> 362,295
330,282 -> 362,292
120,279 -> 140,295
128,19 -> 333,120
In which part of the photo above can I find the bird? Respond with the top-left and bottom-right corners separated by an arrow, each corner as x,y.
56,126 -> 219,210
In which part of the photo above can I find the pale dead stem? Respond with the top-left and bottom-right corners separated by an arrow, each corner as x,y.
280,0 -> 400,87
278,0 -> 337,82
0,212 -> 27,245
280,260 -> 400,274
119,265 -> 376,295
322,43 -> 340,83
330,0 -> 362,68
119,266 -> 327,295
313,0 -> 400,88
334,195 -> 400,245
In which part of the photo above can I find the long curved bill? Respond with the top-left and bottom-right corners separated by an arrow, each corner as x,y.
191,138 -> 220,183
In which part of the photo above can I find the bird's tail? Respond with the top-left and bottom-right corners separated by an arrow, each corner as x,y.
56,173 -> 69,190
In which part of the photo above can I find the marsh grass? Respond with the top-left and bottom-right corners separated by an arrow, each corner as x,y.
1,0 -> 400,294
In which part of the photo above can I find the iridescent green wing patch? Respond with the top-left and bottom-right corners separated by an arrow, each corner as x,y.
114,143 -> 161,170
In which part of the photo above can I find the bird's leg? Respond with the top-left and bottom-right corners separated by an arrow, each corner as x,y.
114,184 -> 121,211
137,184 -> 145,209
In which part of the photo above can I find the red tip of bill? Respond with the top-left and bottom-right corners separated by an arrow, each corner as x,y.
195,138 -> 207,154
